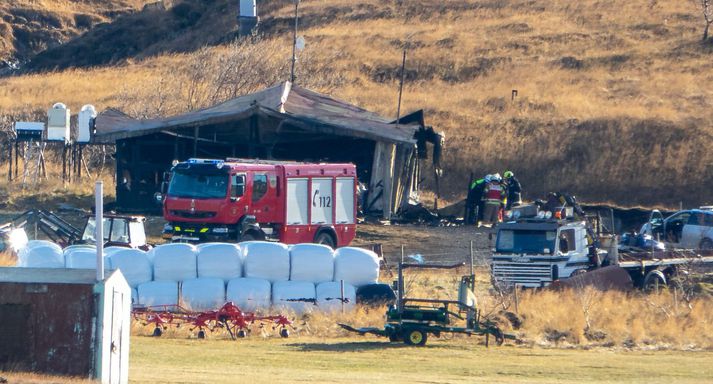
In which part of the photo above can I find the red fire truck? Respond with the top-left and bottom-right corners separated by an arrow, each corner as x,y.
159,159 -> 357,248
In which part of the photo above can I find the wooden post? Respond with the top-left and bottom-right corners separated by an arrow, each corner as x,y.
14,141 -> 19,179
340,279 -> 345,314
514,285 -> 519,315
7,140 -> 12,181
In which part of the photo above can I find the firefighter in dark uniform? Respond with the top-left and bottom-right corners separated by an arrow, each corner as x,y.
503,171 -> 522,210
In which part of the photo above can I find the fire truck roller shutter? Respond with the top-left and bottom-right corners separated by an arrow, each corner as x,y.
335,178 -> 356,224
286,178 -> 309,225
311,178 -> 333,225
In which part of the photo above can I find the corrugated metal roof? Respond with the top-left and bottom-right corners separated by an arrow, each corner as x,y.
94,82 -> 419,144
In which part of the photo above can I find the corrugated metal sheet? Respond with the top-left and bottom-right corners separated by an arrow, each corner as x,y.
0,282 -> 95,375
94,82 -> 419,144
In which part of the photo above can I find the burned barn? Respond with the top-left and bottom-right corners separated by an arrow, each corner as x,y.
94,82 -> 442,217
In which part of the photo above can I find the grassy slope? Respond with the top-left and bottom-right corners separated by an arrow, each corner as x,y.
1,0 -> 713,207
128,336 -> 713,384
0,0 -> 148,64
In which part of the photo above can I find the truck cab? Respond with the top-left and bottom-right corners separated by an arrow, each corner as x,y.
491,214 -> 594,288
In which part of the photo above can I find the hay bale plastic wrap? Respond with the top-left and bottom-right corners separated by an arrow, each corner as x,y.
137,281 -> 179,307
104,246 -> 130,257
226,278 -> 271,311
65,249 -> 113,270
181,278 -> 226,311
17,240 -> 62,267
109,249 -> 152,287
197,243 -> 243,281
316,281 -> 356,312
272,281 -> 316,314
289,243 -> 335,283
152,243 -> 197,282
23,245 -> 65,268
333,247 -> 380,287
242,242 -> 290,282
63,244 -> 95,255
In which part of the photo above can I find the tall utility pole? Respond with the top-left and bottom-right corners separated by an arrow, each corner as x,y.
290,0 -> 300,83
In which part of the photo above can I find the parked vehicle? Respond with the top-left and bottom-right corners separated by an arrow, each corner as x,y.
2,210 -> 150,250
639,208 -> 713,250
158,158 -> 357,247
490,201 -> 713,290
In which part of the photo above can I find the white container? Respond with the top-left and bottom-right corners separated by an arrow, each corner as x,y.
289,243 -> 335,283
272,281 -> 316,314
152,243 -> 197,282
137,281 -> 179,307
23,245 -> 65,268
47,102 -> 70,142
226,277 -> 271,311
109,249 -> 152,287
181,278 -> 226,311
242,241 -> 290,283
333,247 -> 380,288
316,281 -> 356,312
239,0 -> 256,17
196,243 -> 242,281
77,104 -> 97,143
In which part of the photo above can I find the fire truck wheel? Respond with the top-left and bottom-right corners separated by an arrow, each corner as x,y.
404,329 -> 428,346
315,232 -> 336,248
152,327 -> 163,337
280,328 -> 290,338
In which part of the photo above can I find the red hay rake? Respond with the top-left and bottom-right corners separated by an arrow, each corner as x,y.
132,302 -> 294,339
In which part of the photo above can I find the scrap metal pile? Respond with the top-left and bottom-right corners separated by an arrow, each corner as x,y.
132,302 -> 293,340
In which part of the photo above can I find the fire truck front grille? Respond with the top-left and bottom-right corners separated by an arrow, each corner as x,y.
170,210 -> 217,219
492,263 -> 552,287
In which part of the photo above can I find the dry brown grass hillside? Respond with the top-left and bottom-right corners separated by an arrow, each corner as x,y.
0,0 -> 150,69
1,0 -> 713,208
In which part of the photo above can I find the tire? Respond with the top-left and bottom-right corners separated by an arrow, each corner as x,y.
152,327 -> 163,337
403,329 -> 428,346
280,328 -> 290,338
315,232 -> 336,249
197,330 -> 206,339
700,238 -> 713,251
237,329 -> 247,338
643,270 -> 667,293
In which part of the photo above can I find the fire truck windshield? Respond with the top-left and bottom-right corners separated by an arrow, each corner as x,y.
168,170 -> 229,199
496,229 -> 557,255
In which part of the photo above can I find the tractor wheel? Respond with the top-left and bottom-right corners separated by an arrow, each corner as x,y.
315,232 -> 336,249
240,232 -> 256,242
197,330 -> 206,339
152,327 -> 163,337
237,329 -> 247,338
280,328 -> 290,338
403,329 -> 428,346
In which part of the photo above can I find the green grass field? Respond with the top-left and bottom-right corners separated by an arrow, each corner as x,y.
129,336 -> 713,384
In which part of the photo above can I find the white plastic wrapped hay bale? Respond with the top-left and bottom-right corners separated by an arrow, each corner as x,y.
109,249 -> 152,287
242,241 -> 290,282
226,278 -> 271,311
152,243 -> 197,282
23,245 -> 65,268
272,281 -> 316,314
63,244 -> 95,255
104,246 -> 129,257
17,240 -> 62,267
333,247 -> 380,288
316,281 -> 357,312
181,278 -> 226,311
289,243 -> 335,283
196,243 -> 242,281
65,249 -> 113,270
137,281 -> 179,307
